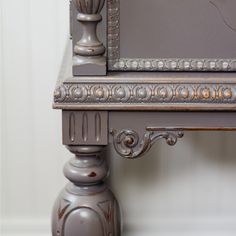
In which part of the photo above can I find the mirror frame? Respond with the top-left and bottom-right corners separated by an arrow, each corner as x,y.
107,0 -> 236,72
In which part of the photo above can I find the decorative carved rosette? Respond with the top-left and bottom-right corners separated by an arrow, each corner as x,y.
111,85 -> 130,102
219,86 -> 236,101
54,86 -> 67,102
54,83 -> 236,106
91,85 -> 110,102
154,85 -> 174,102
69,85 -> 88,102
133,85 -> 152,102
175,85 -> 195,101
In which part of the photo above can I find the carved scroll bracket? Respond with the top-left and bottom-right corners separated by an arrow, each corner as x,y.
110,128 -> 184,159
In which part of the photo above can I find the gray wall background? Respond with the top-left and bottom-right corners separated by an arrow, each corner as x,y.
1,1 -> 236,236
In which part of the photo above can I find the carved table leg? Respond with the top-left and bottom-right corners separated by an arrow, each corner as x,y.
52,145 -> 121,236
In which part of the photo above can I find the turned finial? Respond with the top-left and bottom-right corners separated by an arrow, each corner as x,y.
74,0 -> 105,15
72,0 -> 106,75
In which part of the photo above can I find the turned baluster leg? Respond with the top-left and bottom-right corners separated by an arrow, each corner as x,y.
52,145 -> 121,236
52,111 -> 120,236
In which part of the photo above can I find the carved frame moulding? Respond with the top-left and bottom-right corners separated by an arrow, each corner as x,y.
108,0 -> 236,72
54,72 -> 236,111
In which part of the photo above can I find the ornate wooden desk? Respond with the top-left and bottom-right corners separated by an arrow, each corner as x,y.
52,1 -> 236,235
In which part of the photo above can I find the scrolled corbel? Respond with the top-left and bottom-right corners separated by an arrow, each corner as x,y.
110,128 -> 184,159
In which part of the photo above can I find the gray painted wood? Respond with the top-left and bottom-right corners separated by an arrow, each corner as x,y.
120,0 -> 236,59
52,37 -> 236,236
62,111 -> 108,145
52,146 -> 121,236
109,111 -> 236,158
109,112 -> 236,131
70,0 -> 107,75
108,0 -> 236,71
53,41 -> 236,111
52,1 -> 236,235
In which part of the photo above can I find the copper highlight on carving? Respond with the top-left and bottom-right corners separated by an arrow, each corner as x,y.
110,129 -> 184,159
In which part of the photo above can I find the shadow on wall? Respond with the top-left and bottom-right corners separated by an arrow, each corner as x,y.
108,131 -> 236,186
107,132 -> 236,235
191,131 -> 236,164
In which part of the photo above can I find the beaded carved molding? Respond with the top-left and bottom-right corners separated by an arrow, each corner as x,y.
107,0 -> 236,72
54,82 -> 236,109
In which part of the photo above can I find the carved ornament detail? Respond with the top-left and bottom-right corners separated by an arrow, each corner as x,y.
109,58 -> 236,72
73,0 -> 106,68
74,0 -> 105,14
97,200 -> 113,224
58,199 -> 71,220
54,83 -> 236,105
110,129 -> 184,159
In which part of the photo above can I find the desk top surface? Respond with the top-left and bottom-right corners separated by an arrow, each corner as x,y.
54,42 -> 236,111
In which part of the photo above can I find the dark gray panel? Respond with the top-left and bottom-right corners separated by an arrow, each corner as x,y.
108,0 -> 236,71
120,0 -> 236,59
109,112 -> 236,133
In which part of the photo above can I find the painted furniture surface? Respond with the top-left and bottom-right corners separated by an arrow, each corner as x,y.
52,1 -> 236,235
